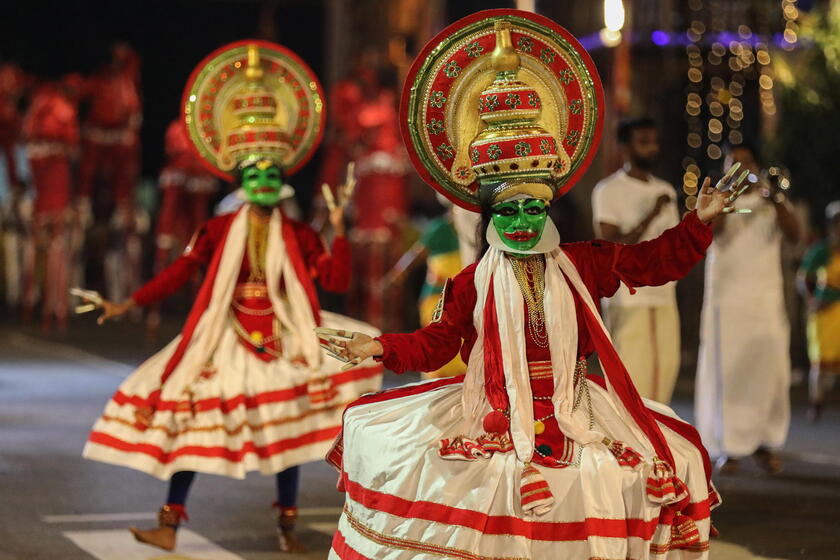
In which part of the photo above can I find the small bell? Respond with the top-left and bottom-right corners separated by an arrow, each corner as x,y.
534,420 -> 546,435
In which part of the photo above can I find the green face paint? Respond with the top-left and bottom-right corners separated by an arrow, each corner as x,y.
241,163 -> 283,206
491,198 -> 549,252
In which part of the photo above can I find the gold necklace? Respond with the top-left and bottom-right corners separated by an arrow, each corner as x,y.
247,211 -> 270,282
508,254 -> 549,348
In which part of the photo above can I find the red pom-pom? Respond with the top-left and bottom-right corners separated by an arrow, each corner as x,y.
483,410 -> 510,434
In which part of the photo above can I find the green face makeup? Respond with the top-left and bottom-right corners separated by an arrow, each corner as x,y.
241,163 -> 283,206
491,198 -> 549,252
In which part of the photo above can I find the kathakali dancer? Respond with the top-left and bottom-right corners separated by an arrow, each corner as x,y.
21,73 -> 84,330
318,10 -> 751,559
80,40 -> 383,552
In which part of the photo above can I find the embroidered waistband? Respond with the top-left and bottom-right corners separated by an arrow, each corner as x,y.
234,282 -> 269,300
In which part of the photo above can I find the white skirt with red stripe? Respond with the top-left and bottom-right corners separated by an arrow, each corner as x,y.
328,378 -> 719,560
83,311 -> 383,480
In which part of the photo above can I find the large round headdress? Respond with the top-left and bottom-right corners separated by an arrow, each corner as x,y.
401,9 -> 604,211
182,39 -> 326,180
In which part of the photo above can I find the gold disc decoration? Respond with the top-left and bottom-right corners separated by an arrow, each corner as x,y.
401,9 -> 604,211
182,39 -> 326,180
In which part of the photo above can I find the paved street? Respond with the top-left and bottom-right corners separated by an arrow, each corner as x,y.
1,317 -> 838,559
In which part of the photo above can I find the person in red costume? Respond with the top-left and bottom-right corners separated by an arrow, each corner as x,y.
79,41 -> 383,554
77,42 -> 141,207
156,119 -> 218,263
348,63 -> 410,330
77,42 -> 143,303
146,119 -> 219,334
0,62 -> 29,191
21,74 -> 83,329
317,70 -> 364,200
317,13 -> 752,559
0,62 -> 31,307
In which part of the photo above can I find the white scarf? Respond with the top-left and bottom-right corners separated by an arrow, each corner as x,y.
463,224 -> 646,463
160,206 -> 320,400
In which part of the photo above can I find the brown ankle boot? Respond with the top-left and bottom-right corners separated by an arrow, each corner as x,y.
276,506 -> 306,553
129,504 -> 185,551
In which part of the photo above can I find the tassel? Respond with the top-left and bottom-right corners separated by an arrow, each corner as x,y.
602,437 -> 643,468
669,512 -> 701,550
646,458 -> 689,505
520,463 -> 554,516
173,389 -> 196,429
307,375 -> 337,409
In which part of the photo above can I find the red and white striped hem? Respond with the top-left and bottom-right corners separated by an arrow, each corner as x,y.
88,424 -> 341,464
109,365 -> 382,412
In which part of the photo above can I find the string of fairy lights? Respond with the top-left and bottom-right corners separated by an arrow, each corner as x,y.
682,0 -> 706,211
681,0 -> 792,211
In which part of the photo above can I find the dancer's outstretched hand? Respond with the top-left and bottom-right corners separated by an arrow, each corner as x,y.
71,287 -> 135,324
96,299 -> 136,325
696,162 -> 754,224
315,327 -> 383,370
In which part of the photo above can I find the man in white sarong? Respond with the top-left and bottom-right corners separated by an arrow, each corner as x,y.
592,117 -> 681,403
696,143 -> 800,473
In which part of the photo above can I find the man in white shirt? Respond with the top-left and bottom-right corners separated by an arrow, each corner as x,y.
592,118 -> 681,403
696,143 -> 800,474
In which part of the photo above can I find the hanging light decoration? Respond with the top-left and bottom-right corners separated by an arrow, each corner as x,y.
683,0 -> 707,212
781,0 -> 800,51
600,0 -> 625,47
682,0 -> 784,211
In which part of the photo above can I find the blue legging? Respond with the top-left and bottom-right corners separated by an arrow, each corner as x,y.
166,466 -> 300,508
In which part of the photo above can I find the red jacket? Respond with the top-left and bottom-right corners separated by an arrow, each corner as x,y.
377,211 -> 712,373
132,211 -> 351,307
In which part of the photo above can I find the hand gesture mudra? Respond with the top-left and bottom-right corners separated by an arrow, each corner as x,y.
322,162 -> 357,237
70,287 -> 135,325
695,162 -> 754,224
315,327 -> 383,370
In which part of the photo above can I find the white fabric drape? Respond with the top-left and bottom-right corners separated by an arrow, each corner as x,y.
463,243 -> 652,463
162,205 -> 321,401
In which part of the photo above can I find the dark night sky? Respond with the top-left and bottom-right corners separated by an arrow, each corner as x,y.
2,0 -> 325,188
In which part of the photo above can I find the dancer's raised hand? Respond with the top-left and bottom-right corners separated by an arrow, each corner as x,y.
322,162 -> 357,237
696,162 -> 753,224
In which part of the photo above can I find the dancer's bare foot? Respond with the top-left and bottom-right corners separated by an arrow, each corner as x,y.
129,504 -> 183,551
129,525 -> 176,551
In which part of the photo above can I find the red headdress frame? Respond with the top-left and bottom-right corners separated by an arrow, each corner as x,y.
400,9 -> 604,211
181,39 -> 326,182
